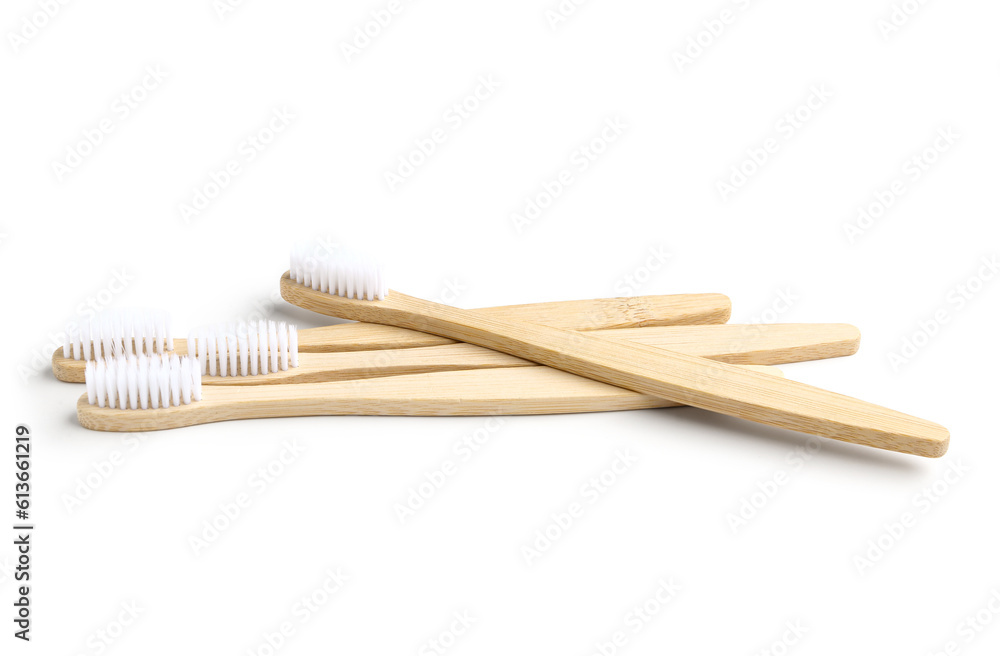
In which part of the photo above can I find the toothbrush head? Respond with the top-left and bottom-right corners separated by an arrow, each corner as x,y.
188,320 -> 298,377
65,309 -> 173,361
84,354 -> 201,410
289,240 -> 387,301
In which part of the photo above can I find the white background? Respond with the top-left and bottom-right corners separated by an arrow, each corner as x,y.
2,0 -> 999,653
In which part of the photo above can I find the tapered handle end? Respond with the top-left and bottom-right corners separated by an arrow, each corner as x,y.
915,422 -> 950,458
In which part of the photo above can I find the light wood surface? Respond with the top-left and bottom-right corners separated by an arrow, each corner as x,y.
52,292 -> 730,381
52,322 -> 860,384
76,365 -> 782,432
280,274 -> 949,457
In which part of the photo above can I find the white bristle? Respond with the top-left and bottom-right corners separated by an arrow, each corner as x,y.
248,323 -> 259,376
83,325 -> 90,359
237,323 -> 249,377
149,357 -> 161,410
227,324 -> 239,377
206,333 -> 217,376
267,321 -> 279,372
216,332 -> 228,377
259,323 -> 269,376
101,317 -> 113,362
94,361 -> 107,408
70,330 -> 80,360
169,354 -> 181,406
105,360 -> 117,409
188,318 -> 299,377
83,354 -> 201,409
64,309 -> 173,361
155,315 -> 166,354
158,354 -> 171,409
195,331 -> 207,375
288,326 -> 298,367
278,322 -> 289,371
192,368 -> 203,402
142,314 -> 153,356
127,357 -> 139,410
180,358 -> 193,404
116,358 -> 129,410
85,361 -> 97,405
290,240 -> 387,301
111,314 -> 124,357
137,356 -> 149,410
123,315 -> 135,351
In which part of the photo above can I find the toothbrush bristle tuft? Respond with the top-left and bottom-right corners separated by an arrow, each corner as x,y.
84,354 -> 201,409
290,241 -> 387,301
65,309 -> 172,361
187,320 -> 299,377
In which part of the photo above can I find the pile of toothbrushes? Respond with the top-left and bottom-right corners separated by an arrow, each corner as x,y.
53,239 -> 948,459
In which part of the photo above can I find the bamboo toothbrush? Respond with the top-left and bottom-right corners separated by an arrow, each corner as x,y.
277,244 -> 949,457
75,354 -> 782,432
56,318 -> 861,384
52,293 -> 730,381
184,320 -> 859,386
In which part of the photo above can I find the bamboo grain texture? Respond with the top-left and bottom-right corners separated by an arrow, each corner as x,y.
280,274 -> 949,457
76,365 -> 782,432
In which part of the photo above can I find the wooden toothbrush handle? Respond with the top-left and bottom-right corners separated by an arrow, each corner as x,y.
76,365 -> 783,432
281,278 -> 948,457
293,292 -> 730,349
462,294 -> 731,329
